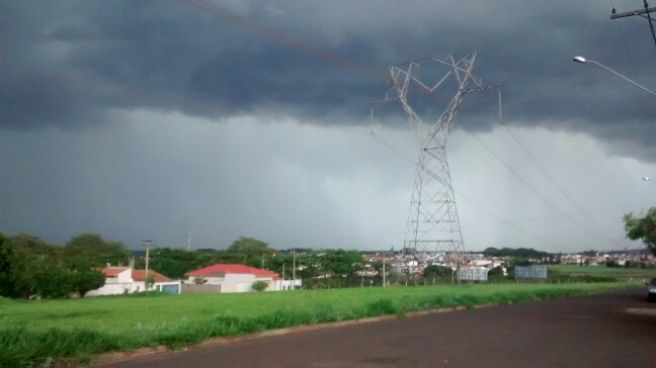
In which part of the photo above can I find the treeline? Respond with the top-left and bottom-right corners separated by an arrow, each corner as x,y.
142,237 -> 367,288
482,247 -> 550,259
0,233 -> 373,298
0,233 -> 129,299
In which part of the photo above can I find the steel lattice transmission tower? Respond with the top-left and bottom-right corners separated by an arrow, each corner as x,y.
383,53 -> 492,256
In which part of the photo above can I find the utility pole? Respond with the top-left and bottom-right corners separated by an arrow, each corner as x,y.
382,253 -> 386,288
611,3 -> 656,20
610,1 -> 656,51
187,231 -> 192,250
292,250 -> 296,290
142,239 -> 155,290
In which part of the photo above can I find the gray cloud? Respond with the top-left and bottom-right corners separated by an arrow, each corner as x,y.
1,111 -> 653,251
2,0 -> 656,251
2,1 -> 655,157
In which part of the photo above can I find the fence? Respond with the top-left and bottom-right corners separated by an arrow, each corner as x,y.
181,284 -> 222,294
514,265 -> 548,279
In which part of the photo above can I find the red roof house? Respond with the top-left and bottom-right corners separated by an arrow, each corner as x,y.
102,267 -> 130,278
131,269 -> 171,283
87,267 -> 178,297
186,264 -> 280,280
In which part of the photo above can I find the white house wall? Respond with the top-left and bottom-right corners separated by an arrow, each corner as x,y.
224,274 -> 257,283
116,269 -> 132,283
86,283 -> 130,296
184,272 -> 302,293
186,276 -> 225,285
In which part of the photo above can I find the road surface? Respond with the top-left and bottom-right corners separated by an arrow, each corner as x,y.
102,288 -> 656,368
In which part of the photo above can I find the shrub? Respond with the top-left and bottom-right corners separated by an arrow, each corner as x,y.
252,281 -> 268,292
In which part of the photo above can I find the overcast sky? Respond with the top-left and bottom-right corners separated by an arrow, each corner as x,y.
1,0 -> 655,252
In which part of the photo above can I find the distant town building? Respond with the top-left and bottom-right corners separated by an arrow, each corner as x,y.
514,265 -> 548,279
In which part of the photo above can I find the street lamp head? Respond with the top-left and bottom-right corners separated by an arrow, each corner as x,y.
642,177 -> 651,181
573,56 -> 587,63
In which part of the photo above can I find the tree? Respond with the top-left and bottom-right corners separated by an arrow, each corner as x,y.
147,248 -> 202,280
70,270 -> 105,297
8,233 -> 52,258
8,233 -> 61,298
624,208 -> 656,256
0,233 -> 20,298
4,232 -> 113,299
64,233 -> 130,270
487,266 -> 506,281
145,275 -> 155,290
422,265 -> 453,282
32,264 -> 72,299
265,252 -> 293,277
226,237 -> 275,266
319,250 -> 364,287
252,280 -> 268,291
483,247 -> 549,258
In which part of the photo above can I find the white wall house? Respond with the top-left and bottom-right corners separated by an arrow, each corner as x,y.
185,264 -> 302,293
87,267 -> 181,296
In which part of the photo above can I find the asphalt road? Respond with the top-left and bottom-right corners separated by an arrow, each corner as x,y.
102,289 -> 656,368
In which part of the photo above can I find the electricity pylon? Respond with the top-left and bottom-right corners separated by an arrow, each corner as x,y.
383,53 -> 492,257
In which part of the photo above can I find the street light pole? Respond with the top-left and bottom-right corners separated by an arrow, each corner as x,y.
572,56 -> 656,97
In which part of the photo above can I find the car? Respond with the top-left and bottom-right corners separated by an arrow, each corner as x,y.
648,278 -> 656,302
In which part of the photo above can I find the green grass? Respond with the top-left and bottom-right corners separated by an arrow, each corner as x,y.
0,283 -> 635,367
549,265 -> 656,281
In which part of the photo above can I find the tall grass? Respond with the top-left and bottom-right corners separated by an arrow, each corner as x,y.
548,265 -> 655,281
0,282 -> 633,367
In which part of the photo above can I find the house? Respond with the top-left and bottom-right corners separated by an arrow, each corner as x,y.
86,266 -> 181,296
185,264 -> 302,293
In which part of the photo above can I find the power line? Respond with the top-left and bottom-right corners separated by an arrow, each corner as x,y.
177,0 -> 385,81
365,125 -> 561,250
180,0 -> 625,250
494,88 -> 623,244
463,205 -> 644,228
464,129 -> 620,247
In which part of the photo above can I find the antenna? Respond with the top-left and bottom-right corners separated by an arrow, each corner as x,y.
379,53 -> 493,262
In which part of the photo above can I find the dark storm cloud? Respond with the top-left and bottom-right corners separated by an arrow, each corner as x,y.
1,1 -> 654,155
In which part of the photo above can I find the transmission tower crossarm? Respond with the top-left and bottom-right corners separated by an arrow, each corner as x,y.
461,84 -> 499,94
390,65 -> 453,94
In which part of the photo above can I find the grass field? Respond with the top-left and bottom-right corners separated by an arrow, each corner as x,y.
0,282 -> 636,367
548,265 -> 656,281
